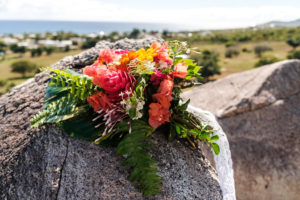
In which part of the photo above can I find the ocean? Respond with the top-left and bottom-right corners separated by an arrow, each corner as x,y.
0,20 -> 188,34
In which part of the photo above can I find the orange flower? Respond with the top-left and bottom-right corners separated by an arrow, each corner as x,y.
174,61 -> 188,79
151,41 -> 162,50
148,76 -> 174,128
87,92 -> 112,112
153,76 -> 174,102
117,50 -> 138,71
148,103 -> 171,128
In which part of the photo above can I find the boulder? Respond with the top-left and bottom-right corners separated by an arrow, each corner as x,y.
182,60 -> 300,200
0,38 -> 222,200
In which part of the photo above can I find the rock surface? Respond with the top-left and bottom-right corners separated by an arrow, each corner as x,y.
0,38 -> 222,200
182,60 -> 300,200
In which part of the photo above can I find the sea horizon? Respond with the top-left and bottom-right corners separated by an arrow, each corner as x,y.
0,20 -> 194,34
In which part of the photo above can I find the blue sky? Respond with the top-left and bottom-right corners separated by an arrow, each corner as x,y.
0,0 -> 299,29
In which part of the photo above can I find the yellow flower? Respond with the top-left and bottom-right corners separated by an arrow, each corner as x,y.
136,48 -> 157,62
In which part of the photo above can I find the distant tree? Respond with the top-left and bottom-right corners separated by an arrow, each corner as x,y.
190,50 -> 221,79
286,36 -> 300,50
30,47 -> 43,57
225,47 -> 239,58
0,41 -> 6,53
81,38 -> 99,49
129,28 -> 140,39
254,44 -> 273,57
10,60 -> 37,77
31,49 -> 36,57
72,40 -> 78,46
287,50 -> 300,59
254,56 -> 279,68
10,44 -> 26,55
44,47 -> 55,55
64,45 -> 70,52
162,30 -> 170,38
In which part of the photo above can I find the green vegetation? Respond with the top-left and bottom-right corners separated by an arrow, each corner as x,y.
0,49 -> 82,95
254,56 -> 280,68
253,44 -> 273,57
11,60 -> 37,77
287,50 -> 300,59
190,50 -> 221,79
225,47 -> 240,58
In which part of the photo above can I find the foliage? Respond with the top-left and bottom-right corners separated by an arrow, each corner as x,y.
286,35 -> 300,49
254,56 -> 279,68
10,60 -> 37,77
287,50 -> 300,59
30,68 -> 98,127
116,120 -> 161,197
31,47 -> 43,57
190,50 -> 220,78
129,28 -> 141,39
81,37 -> 100,49
225,47 -> 240,58
10,44 -> 26,54
254,44 -> 273,57
44,46 -> 55,55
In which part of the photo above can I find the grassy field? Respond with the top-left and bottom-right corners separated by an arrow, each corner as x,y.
191,40 -> 295,79
0,50 -> 82,94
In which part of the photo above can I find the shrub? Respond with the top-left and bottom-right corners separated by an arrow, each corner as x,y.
190,50 -> 221,78
0,80 -> 6,87
225,47 -> 239,58
10,44 -> 26,54
44,47 -> 55,55
242,47 -> 249,52
254,44 -> 273,57
225,41 -> 236,48
286,36 -> 300,49
254,56 -> 279,68
10,60 -> 37,77
287,50 -> 300,59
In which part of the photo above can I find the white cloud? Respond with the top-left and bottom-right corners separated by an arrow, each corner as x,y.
0,0 -> 299,29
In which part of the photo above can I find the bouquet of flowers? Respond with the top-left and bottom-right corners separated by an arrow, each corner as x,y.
31,40 -> 219,197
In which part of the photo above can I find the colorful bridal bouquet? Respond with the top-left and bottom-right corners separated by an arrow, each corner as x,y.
31,40 -> 220,197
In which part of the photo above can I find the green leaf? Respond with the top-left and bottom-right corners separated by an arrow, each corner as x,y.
129,108 -> 136,118
116,120 -> 160,197
210,135 -> 219,141
211,143 -> 220,155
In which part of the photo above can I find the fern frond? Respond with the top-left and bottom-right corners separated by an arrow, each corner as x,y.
47,68 -> 98,101
31,92 -> 86,127
116,120 -> 161,197
31,68 -> 99,127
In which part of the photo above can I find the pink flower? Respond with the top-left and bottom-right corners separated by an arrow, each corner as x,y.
150,69 -> 167,85
174,61 -> 188,79
98,49 -> 117,64
115,49 -> 129,55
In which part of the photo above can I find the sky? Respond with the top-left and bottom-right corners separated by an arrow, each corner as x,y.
0,0 -> 300,29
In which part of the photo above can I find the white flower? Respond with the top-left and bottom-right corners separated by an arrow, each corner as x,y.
182,42 -> 187,46
119,91 -> 125,97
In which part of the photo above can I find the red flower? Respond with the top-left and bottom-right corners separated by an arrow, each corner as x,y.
97,70 -> 136,102
87,92 -> 112,112
150,69 -> 167,85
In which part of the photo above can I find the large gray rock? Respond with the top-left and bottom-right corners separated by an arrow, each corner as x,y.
182,60 -> 300,200
0,38 -> 222,200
